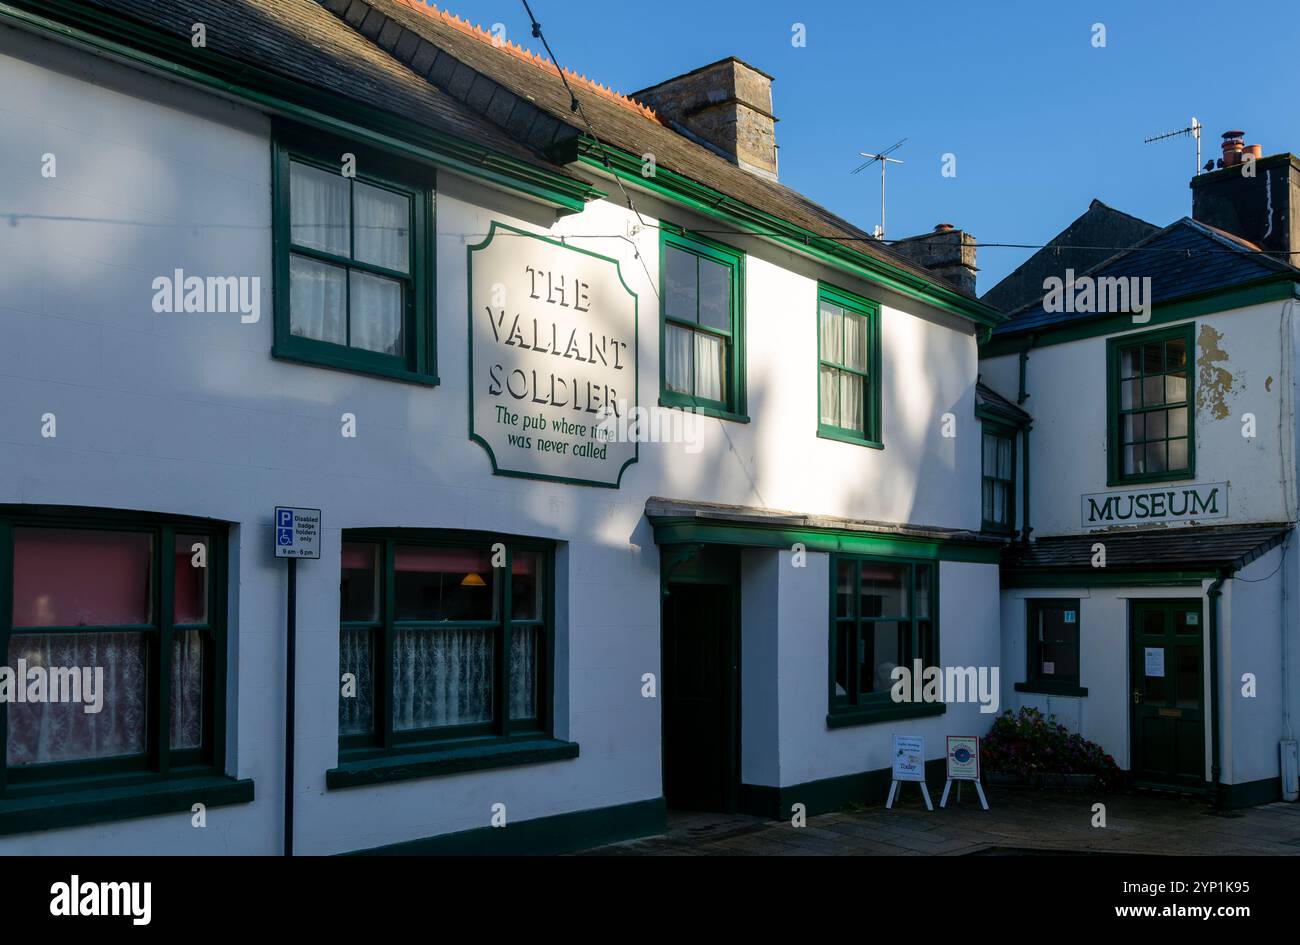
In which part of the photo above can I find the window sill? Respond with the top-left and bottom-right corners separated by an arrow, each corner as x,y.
0,773 -> 253,837
657,397 -> 749,424
272,345 -> 438,387
826,701 -> 946,729
1015,682 -> 1089,697
817,427 -> 883,450
327,738 -> 580,789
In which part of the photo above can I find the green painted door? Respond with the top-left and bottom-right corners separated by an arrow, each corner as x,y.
1129,600 -> 1206,790
662,582 -> 736,811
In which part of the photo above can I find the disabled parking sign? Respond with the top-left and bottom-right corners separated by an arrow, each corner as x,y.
274,507 -> 321,559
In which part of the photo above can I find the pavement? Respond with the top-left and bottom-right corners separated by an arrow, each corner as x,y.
580,787 -> 1300,856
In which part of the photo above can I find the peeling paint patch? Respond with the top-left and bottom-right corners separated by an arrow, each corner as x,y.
1197,324 -> 1233,420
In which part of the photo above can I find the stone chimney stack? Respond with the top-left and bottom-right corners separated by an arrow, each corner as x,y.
890,224 -> 979,295
633,58 -> 778,181
1191,132 -> 1300,261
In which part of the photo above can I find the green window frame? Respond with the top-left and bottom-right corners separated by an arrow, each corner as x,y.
337,530 -> 555,761
1017,598 -> 1087,697
272,126 -> 437,386
980,423 -> 1016,533
828,555 -> 940,726
817,283 -> 882,448
659,226 -> 747,421
0,508 -> 227,797
1107,323 -> 1195,485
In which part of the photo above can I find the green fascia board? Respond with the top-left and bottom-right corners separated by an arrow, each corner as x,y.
573,138 -> 1005,329
981,278 -> 1299,357
1,0 -> 603,213
0,774 -> 253,836
649,517 -> 1004,563
1001,569 -> 1215,588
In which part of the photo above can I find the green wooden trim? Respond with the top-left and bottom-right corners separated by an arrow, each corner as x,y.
0,0 -> 601,213
658,225 -> 747,419
338,529 -> 557,754
1106,322 -> 1196,487
979,423 -> 1017,533
650,519 -> 1003,563
738,757 -> 949,819
1014,681 -> 1089,697
348,797 -> 664,855
1220,776 -> 1281,809
827,553 -> 940,720
0,774 -> 253,837
0,508 -> 228,792
816,282 -> 883,448
466,220 -> 641,488
271,129 -> 439,385
575,139 -> 1003,329
328,737 -> 578,789
1002,569 -> 1214,588
825,701 -> 946,728
981,279 -> 1297,356
1024,597 -> 1080,689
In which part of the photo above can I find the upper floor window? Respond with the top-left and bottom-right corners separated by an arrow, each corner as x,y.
1108,324 -> 1194,484
338,532 -> 553,756
817,284 -> 881,447
1,511 -> 226,793
981,425 -> 1015,532
660,228 -> 746,419
273,129 -> 436,385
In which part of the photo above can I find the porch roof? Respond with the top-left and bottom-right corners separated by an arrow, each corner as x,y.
1002,522 -> 1292,584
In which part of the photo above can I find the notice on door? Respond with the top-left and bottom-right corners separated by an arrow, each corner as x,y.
468,221 -> 638,488
1144,647 -> 1165,678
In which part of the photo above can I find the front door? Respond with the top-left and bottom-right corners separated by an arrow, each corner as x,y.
1129,599 -> 1206,790
662,582 -> 736,811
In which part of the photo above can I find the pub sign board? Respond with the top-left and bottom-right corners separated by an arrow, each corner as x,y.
468,222 -> 638,488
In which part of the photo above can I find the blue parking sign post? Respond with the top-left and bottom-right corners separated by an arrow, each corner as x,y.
273,507 -> 320,857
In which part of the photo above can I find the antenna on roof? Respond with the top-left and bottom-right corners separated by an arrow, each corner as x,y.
852,139 -> 906,239
1143,117 -> 1202,175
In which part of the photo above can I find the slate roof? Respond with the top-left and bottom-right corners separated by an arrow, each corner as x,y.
993,217 -> 1300,338
328,0 -> 988,301
975,381 -> 1031,426
81,0 -> 574,174
1003,523 -> 1291,575
981,199 -> 1160,315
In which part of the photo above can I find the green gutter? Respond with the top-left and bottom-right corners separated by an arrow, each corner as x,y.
571,138 -> 1005,329
0,0 -> 603,213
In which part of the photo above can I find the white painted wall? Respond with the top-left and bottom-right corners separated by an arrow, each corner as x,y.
0,25 -> 996,853
775,553 -> 1002,787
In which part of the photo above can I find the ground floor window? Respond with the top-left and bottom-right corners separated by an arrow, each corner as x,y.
1024,599 -> 1081,692
829,556 -> 937,721
0,509 -> 225,792
338,531 -> 553,754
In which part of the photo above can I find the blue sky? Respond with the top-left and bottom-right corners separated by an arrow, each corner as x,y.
436,0 -> 1298,291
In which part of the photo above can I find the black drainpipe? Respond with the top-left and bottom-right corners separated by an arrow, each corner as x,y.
1207,570 -> 1228,810
1018,341 -> 1033,544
